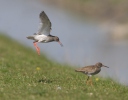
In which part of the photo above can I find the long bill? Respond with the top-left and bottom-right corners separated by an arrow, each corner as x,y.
103,65 -> 109,68
58,41 -> 63,47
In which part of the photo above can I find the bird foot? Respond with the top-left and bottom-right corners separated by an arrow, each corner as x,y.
86,80 -> 93,86
33,42 -> 40,55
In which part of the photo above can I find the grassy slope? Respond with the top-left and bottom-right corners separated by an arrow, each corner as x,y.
0,34 -> 128,100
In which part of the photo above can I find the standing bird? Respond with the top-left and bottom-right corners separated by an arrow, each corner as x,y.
27,11 -> 63,55
75,62 -> 109,85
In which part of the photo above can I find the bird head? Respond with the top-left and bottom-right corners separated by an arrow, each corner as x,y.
96,62 -> 109,68
54,36 -> 63,46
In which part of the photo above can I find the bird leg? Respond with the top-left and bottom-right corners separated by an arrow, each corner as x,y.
89,77 -> 93,86
86,76 -> 90,85
86,76 -> 93,86
33,42 -> 40,55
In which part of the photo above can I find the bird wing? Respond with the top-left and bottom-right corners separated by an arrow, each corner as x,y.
78,65 -> 96,74
36,11 -> 52,35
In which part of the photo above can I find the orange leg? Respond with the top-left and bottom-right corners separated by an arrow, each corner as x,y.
86,76 -> 93,86
33,42 -> 40,55
89,77 -> 93,86
86,76 -> 89,85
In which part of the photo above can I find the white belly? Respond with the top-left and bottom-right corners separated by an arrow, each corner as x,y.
34,35 -> 47,42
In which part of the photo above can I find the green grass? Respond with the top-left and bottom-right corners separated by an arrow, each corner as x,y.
0,34 -> 128,100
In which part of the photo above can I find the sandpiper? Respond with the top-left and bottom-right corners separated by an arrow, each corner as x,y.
75,62 -> 109,85
27,11 -> 63,55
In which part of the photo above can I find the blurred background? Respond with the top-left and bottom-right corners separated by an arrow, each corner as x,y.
0,0 -> 128,85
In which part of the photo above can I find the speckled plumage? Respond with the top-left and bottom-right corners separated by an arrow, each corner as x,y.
75,62 -> 109,85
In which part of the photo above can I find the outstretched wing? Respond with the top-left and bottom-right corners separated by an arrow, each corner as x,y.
36,11 -> 52,35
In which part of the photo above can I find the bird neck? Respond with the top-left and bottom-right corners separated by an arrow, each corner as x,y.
96,65 -> 102,69
48,35 -> 56,42
48,35 -> 54,37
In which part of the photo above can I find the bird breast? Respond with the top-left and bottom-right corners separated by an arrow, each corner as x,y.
91,68 -> 101,75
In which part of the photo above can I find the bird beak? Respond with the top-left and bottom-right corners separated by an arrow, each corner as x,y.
58,41 -> 63,47
103,65 -> 109,68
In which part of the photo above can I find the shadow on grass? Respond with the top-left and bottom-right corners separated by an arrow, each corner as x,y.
38,78 -> 53,83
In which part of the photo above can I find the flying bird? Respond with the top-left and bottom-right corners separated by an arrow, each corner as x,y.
27,11 -> 63,55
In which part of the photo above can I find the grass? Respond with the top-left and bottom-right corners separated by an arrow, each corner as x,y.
0,34 -> 128,100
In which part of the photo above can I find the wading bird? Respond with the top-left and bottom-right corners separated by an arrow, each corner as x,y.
75,62 -> 109,85
27,11 -> 63,55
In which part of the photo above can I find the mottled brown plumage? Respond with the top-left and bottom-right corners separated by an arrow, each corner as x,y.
75,62 -> 109,85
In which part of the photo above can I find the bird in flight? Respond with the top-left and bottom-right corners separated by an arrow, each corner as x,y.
27,11 -> 63,55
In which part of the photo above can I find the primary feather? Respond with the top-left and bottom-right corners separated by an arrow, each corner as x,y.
37,11 -> 52,35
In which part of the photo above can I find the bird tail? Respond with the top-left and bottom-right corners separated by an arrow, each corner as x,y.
26,35 -> 35,40
75,69 -> 81,72
75,68 -> 84,72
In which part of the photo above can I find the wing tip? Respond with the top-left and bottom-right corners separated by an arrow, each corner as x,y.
40,11 -> 45,17
41,11 -> 45,13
